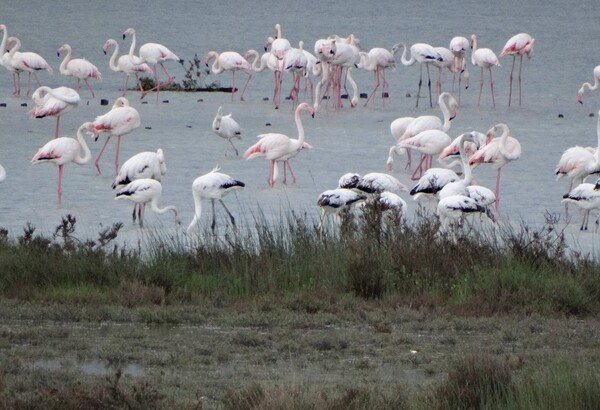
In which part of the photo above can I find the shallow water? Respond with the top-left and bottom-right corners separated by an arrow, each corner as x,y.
1,0 -> 600,255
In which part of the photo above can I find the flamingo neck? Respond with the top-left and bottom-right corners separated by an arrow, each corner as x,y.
246,50 -> 263,71
470,35 -> 478,65
187,190 -> 204,233
459,136 -> 473,186
107,41 -> 119,72
7,37 -> 20,58
399,43 -> 414,66
127,30 -> 137,58
295,106 -> 307,146
149,197 -> 178,217
208,52 -> 223,73
440,94 -> 451,131
74,124 -> 92,165
59,46 -> 72,75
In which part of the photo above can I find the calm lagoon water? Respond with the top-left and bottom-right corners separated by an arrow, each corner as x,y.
1,0 -> 600,255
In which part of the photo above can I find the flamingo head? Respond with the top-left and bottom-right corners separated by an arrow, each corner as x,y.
123,28 -> 135,40
577,89 -> 584,104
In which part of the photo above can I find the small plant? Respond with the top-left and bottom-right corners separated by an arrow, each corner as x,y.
180,53 -> 208,91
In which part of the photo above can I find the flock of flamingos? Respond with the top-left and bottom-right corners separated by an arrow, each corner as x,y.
1,22 -> 600,233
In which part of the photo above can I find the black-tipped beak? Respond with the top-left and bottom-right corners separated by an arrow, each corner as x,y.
122,34 -> 126,40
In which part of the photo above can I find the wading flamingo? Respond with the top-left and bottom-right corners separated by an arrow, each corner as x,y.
57,43 -> 102,98
243,102 -> 315,187
317,188 -> 366,231
103,38 -> 152,96
204,50 -> 253,102
30,86 -> 80,139
92,96 -> 141,175
449,36 -> 470,103
470,34 -> 500,107
577,65 -> 600,104
499,33 -> 535,106
398,129 -> 452,180
562,183 -> 600,231
31,122 -> 98,205
212,106 -> 242,155
358,43 -> 401,107
187,166 -> 245,234
5,36 -> 52,96
115,179 -> 180,228
396,42 -> 442,108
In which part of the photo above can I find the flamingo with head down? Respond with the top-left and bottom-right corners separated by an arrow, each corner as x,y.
30,86 -> 80,139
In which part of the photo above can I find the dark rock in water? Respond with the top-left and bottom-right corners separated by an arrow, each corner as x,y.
162,100 -> 169,104
145,126 -> 152,130
100,99 -> 109,106
382,92 -> 389,98
341,94 -> 348,99
285,96 -> 291,100
142,101 -> 148,104
359,93 -> 368,99
265,123 -> 271,126
186,125 -> 192,128
0,103 -> 6,107
263,97 -> 269,101
20,103 -> 27,107
197,99 -> 203,102
558,114 -> 564,118
406,93 -> 411,98
589,113 -> 595,117
322,96 -> 329,100
86,101 -> 89,105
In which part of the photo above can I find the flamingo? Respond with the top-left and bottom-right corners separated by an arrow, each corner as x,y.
469,123 -> 522,210
283,41 -> 310,106
317,188 -> 366,231
410,168 -> 460,202
432,46 -> 456,98
30,122 -> 98,205
30,86 -> 80,139
122,28 -> 180,101
358,43 -> 400,107
0,163 -> 5,182
243,102 -> 314,187
112,149 -> 167,223
0,24 -> 14,79
264,23 -> 291,61
396,42 -> 442,108
204,50 -> 253,102
449,36 -> 470,103
313,37 -> 337,110
92,96 -> 141,175
438,131 -> 487,170
245,49 -> 283,109
387,92 -> 457,171
57,44 -> 102,98
103,38 -> 152,97
324,36 -> 360,110
187,166 -> 245,234
437,194 -> 488,231
499,33 -> 535,106
470,34 -> 500,107
115,179 -> 180,228
387,116 -> 415,171
338,172 -> 407,195
212,106 -> 242,155
437,133 -> 478,199
577,65 -> 600,104
562,183 -> 600,231
4,36 -> 52,96
555,111 -> 600,215
398,130 -> 452,180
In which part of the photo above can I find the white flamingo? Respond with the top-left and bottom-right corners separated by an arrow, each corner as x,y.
115,179 -> 180,228
562,183 -> 600,231
103,38 -> 152,97
577,65 -> 600,104
204,50 -> 253,102
213,106 -> 242,155
396,42 -> 442,108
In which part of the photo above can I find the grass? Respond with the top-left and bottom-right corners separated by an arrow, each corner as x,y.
0,205 -> 599,407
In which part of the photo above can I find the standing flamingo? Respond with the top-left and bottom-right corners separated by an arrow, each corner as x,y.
30,122 -> 98,204
245,49 -> 283,109
204,50 -> 253,102
432,47 -> 456,98
469,123 -> 521,210
317,188 -> 366,231
387,92 -> 457,171
555,111 -> 600,216
577,65 -> 600,104
212,106 -> 242,155
0,163 -> 6,182
5,36 -> 52,96
264,23 -> 291,61
562,183 -> 600,231
30,86 -> 80,139
449,36 -> 470,103
470,34 -> 500,107
122,28 -> 180,101
187,166 -> 245,234
243,102 -> 315,187
325,36 -> 360,109
396,42 -> 442,108
0,24 -> 14,80
439,131 -> 487,170
358,43 -> 400,107
115,179 -> 180,228
113,148 -> 167,223
499,33 -> 535,106
92,96 -> 141,175
398,130 -> 452,180
103,38 -> 152,97
313,37 -> 337,111
57,44 -> 102,98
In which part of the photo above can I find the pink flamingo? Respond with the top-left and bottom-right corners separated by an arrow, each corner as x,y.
313,38 -> 337,111
387,92 -> 458,171
470,34 -> 500,107
283,41 -> 310,106
397,42 -> 443,108
398,130 -> 452,180
245,49 -> 283,109
499,33 -> 535,106
31,122 -> 98,204
122,28 -> 180,101
5,36 -> 52,96
449,36 -> 470,103
57,43 -> 102,98
469,123 -> 521,210
204,50 -> 253,102
432,47 -> 456,98
243,102 -> 315,187
264,23 -> 291,61
103,38 -> 152,97
358,43 -> 400,107
0,25 -> 13,77
439,131 -> 487,170
30,86 -> 80,139
577,65 -> 600,104
92,96 -> 141,175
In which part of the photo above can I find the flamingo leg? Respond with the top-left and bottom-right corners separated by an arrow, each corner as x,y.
76,78 -> 81,92
489,68 -> 495,108
219,199 -> 236,227
84,78 -> 95,98
139,203 -> 145,228
12,72 -> 18,96
364,70 -> 380,107
132,203 -> 138,223
416,64 -> 423,108
495,168 -> 502,211
26,73 -> 33,96
478,67 -> 484,106
436,67 -> 442,98
228,138 -> 239,156
115,135 -> 122,175
426,63 -> 433,108
159,62 -> 173,84
285,160 -> 297,184
405,148 -> 412,170
57,164 -> 64,205
55,116 -> 60,139
122,74 -> 130,97
94,136 -> 112,175
268,160 -> 276,187
411,154 -> 427,180
239,69 -> 252,101
211,199 -> 217,233
230,71 -> 236,102
518,55 -> 524,106
508,56 -> 516,107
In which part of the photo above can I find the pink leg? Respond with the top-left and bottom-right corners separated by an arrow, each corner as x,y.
411,154 -> 427,180
122,74 -> 130,97
57,164 -> 64,205
94,136 -> 111,175
115,135 -> 121,175
495,168 -> 501,211
76,78 -> 81,92
478,67 -> 484,106
55,116 -> 60,139
84,78 -> 95,98
159,63 -> 173,84
268,160 -> 276,187
405,148 -> 412,170
518,55 -> 524,106
364,70 -> 380,107
12,72 -> 18,95
489,68 -> 496,108
26,73 -> 33,96
231,71 -> 236,102
508,56 -> 516,107
239,69 -> 252,102
436,67 -> 442,98
286,161 -> 297,184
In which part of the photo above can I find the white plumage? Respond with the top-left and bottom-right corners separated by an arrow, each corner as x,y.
212,106 -> 242,155
562,183 -> 600,230
115,179 -> 180,228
